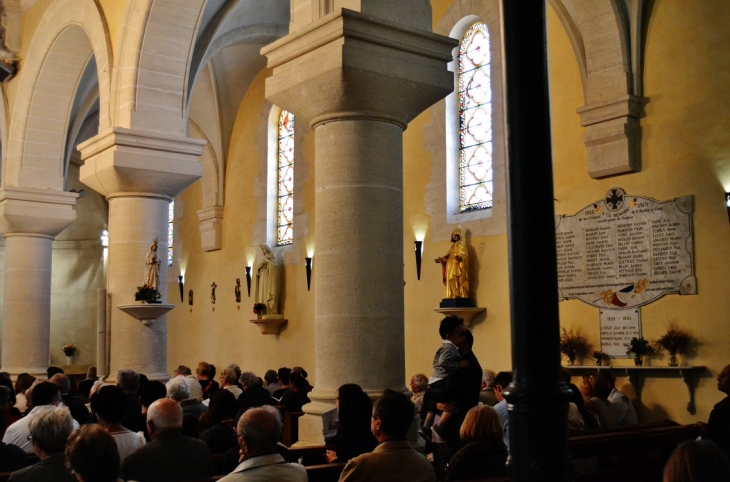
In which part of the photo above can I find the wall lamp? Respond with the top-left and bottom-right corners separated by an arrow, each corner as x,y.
414,241 -> 423,280
178,275 -> 184,302
726,193 -> 730,224
305,257 -> 312,291
245,267 -> 252,297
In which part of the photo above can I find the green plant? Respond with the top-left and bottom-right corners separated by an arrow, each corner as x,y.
253,303 -> 266,315
135,284 -> 161,303
62,344 -> 77,356
656,324 -> 695,355
626,337 -> 654,357
560,328 -> 593,362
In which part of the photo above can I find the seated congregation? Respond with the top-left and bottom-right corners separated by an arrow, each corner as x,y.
0,324 -> 727,482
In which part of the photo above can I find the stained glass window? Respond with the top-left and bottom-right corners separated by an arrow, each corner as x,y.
459,22 -> 493,212
168,201 -> 174,266
277,110 -> 294,245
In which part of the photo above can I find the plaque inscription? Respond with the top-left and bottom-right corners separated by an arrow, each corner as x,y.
556,189 -> 696,309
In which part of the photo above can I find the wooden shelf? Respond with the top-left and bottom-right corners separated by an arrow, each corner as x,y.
566,365 -> 706,414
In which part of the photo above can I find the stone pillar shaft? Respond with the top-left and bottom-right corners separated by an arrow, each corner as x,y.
107,196 -> 170,379
2,235 -> 53,378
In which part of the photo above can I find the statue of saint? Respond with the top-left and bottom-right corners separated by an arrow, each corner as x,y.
144,238 -> 161,291
211,282 -> 217,304
435,228 -> 469,299
255,245 -> 281,316
235,278 -> 242,303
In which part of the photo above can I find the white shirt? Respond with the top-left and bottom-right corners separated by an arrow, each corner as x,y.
608,387 -> 638,426
219,453 -> 307,482
494,399 -> 510,452
3,405 -> 80,453
204,384 -> 242,407
186,375 -> 204,401
111,429 -> 146,461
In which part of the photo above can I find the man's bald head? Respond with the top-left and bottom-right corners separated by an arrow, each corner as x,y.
237,406 -> 281,457
147,398 -> 183,439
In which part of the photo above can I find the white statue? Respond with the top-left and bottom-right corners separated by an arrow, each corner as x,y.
255,244 -> 281,316
144,238 -> 161,291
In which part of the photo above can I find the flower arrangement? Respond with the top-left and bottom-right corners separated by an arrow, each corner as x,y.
656,324 -> 695,355
592,351 -> 607,366
135,284 -> 161,304
560,327 -> 593,365
626,337 -> 654,365
62,344 -> 77,357
253,303 -> 266,316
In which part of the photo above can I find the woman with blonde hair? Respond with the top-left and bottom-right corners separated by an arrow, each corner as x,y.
444,405 -> 508,481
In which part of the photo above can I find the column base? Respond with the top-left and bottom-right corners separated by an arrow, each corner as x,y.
2,367 -> 50,381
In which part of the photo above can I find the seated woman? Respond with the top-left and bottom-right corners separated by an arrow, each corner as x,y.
581,372 -> 618,429
13,373 -> 35,416
90,385 -> 145,461
325,384 -> 378,464
196,361 -> 219,401
284,372 -> 311,413
443,405 -> 508,481
201,389 -> 238,454
66,425 -> 121,482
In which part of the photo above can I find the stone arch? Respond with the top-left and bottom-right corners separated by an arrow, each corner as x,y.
189,120 -> 223,252
112,0 -> 206,137
5,0 -> 112,190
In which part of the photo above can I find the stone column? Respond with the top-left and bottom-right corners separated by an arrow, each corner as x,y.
78,128 -> 204,380
0,187 -> 78,378
262,9 -> 457,444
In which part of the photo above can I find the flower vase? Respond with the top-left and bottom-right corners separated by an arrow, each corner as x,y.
257,313 -> 262,320
568,356 -> 575,366
634,355 -> 643,366
65,356 -> 73,365
594,358 -> 602,366
668,351 -> 679,367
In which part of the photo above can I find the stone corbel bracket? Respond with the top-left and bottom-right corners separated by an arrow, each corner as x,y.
197,206 -> 223,251
249,316 -> 287,335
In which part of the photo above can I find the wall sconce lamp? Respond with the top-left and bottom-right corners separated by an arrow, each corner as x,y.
178,275 -> 184,302
414,241 -> 423,280
305,257 -> 312,291
245,267 -> 252,297
726,193 -> 730,224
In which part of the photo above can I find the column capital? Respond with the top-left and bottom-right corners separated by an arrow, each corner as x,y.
262,9 -> 458,129
77,127 -> 206,199
0,187 -> 78,237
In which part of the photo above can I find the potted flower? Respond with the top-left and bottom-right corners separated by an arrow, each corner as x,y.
135,284 -> 161,304
592,351 -> 607,366
560,328 -> 592,366
253,303 -> 266,319
656,324 -> 696,367
625,337 -> 654,366
62,343 -> 77,365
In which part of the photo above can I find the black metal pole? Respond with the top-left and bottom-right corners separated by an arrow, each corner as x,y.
502,2 -> 572,481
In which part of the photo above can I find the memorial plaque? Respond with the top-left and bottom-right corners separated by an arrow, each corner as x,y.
556,188 -> 696,309
599,308 -> 641,358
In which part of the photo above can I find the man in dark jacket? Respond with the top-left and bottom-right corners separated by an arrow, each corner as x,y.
120,398 -> 212,481
49,374 -> 89,425
704,363 -> 730,458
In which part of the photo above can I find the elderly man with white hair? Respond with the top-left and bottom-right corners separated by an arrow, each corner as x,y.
167,376 -> 207,419
7,407 -> 76,481
120,398 -> 212,481
219,406 -> 307,481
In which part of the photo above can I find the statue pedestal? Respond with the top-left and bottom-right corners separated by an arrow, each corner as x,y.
249,315 -> 287,335
434,307 -> 486,327
118,304 -> 175,326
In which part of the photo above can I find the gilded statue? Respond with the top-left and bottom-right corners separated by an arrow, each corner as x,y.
144,238 -> 161,291
435,228 -> 469,299
255,245 -> 281,316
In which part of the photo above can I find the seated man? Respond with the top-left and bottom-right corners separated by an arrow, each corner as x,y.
219,406 -> 307,481
606,373 -> 638,426
3,382 -> 79,453
704,364 -> 730,459
492,371 -> 512,453
50,373 -> 90,425
480,369 -> 498,407
120,398 -> 212,481
167,377 -> 207,419
8,407 -> 76,482
340,389 -> 436,482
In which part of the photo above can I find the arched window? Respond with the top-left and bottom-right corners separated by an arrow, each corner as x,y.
458,22 -> 492,212
168,200 -> 174,266
277,110 -> 295,246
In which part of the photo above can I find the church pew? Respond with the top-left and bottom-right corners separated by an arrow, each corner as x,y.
306,462 -> 347,482
282,410 -> 304,446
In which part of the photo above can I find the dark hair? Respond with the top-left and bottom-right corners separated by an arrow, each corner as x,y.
292,367 -> 308,379
277,367 -> 291,386
209,365 -> 217,380
90,385 -> 128,424
47,366 -> 64,379
264,370 -> 278,384
337,384 -> 372,428
372,389 -> 413,439
15,373 -> 36,396
439,316 -> 464,339
0,387 -> 13,407
0,407 -> 7,433
182,413 -> 200,439
560,367 -> 572,385
290,371 -> 307,390
0,375 -> 15,406
583,372 -> 611,400
32,382 -> 60,407
494,372 -> 512,390
208,389 -> 237,425
463,329 -> 474,348
66,425 -> 121,482
663,440 -> 730,482
138,373 -> 149,392
139,381 -> 167,408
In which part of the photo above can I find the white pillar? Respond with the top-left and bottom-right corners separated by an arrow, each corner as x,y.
262,9 -> 457,444
78,128 -> 205,380
0,187 -> 78,378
